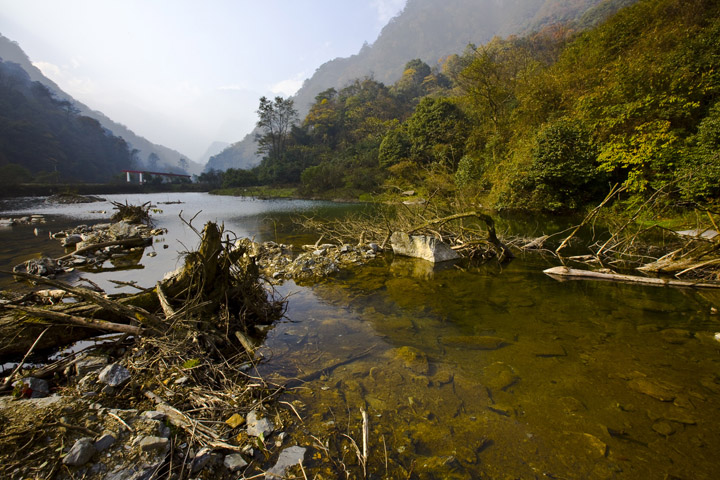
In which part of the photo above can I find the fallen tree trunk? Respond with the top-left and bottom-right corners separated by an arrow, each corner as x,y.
2,269 -> 164,331
544,266 -> 720,289
3,304 -> 144,334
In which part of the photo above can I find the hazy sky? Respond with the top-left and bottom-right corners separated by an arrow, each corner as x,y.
0,0 -> 407,160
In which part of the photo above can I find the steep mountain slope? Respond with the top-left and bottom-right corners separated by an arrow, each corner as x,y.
0,59 -> 133,183
207,0 -> 629,172
0,34 -> 201,175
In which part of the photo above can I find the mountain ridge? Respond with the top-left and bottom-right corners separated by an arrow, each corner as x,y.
0,33 -> 202,175
206,0 -> 628,173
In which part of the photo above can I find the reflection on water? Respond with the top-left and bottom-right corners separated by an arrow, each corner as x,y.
261,255 -> 720,479
2,193 -> 719,478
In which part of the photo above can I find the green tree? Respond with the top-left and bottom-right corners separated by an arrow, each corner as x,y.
528,119 -> 602,211
255,96 -> 297,160
405,97 -> 468,166
378,124 -> 410,168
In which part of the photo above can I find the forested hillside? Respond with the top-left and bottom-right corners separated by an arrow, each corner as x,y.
217,0 -> 719,212
0,34 -> 198,175
206,0 -> 630,173
0,58 -> 133,183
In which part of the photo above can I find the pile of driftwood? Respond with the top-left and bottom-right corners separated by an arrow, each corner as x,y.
0,221 -> 289,476
298,202 -> 515,264
541,185 -> 720,288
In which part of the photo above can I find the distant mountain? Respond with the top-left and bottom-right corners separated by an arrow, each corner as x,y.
205,133 -> 258,172
197,140 -> 230,166
206,0 -> 629,172
0,33 -> 202,175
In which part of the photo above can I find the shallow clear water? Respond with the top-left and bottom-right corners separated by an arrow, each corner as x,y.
2,193 -> 719,478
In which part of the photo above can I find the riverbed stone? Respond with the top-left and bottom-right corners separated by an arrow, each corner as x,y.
652,421 -> 676,436
393,346 -> 430,375
628,378 -> 678,402
98,363 -> 131,387
483,362 -> 520,392
246,410 -> 274,437
142,410 -> 166,421
224,453 -> 248,472
390,231 -> 460,263
63,437 -> 96,466
266,446 -> 306,478
660,328 -> 693,344
440,335 -> 509,350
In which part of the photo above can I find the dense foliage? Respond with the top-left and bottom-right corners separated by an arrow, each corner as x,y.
221,0 -> 720,212
0,59 -> 133,183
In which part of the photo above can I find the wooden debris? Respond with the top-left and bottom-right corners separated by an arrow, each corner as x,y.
544,266 -> 720,289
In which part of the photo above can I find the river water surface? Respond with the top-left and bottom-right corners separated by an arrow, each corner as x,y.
2,192 -> 719,479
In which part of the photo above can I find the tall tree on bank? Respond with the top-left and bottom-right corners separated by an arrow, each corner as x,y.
255,96 -> 297,160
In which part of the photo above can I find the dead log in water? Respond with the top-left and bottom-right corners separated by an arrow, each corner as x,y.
544,266 -> 720,289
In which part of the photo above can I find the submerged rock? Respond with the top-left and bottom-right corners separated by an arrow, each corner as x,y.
627,378 -> 678,402
393,346 -> 430,375
440,335 -> 509,350
390,232 -> 460,263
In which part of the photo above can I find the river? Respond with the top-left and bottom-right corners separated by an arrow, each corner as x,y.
2,192 -> 719,479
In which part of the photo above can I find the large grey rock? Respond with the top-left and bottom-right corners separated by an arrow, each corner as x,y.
266,446 -> 306,478
246,410 -> 275,438
63,437 -> 96,466
390,232 -> 460,263
98,363 -> 131,387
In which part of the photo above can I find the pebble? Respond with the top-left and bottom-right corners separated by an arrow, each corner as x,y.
191,447 -> 212,473
246,410 -> 275,437
142,410 -> 166,421
138,436 -> 169,452
94,433 -> 116,452
75,356 -> 109,376
223,453 -> 248,472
